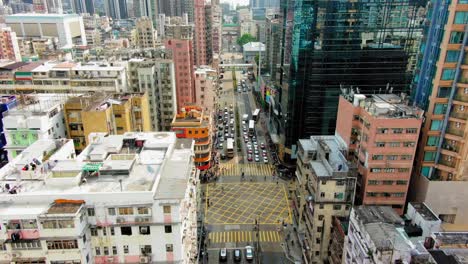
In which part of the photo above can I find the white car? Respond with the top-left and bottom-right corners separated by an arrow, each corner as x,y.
254,154 -> 260,162
245,246 -> 254,261
263,157 -> 268,164
247,142 -> 252,148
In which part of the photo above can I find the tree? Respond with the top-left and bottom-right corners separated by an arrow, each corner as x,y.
237,33 -> 256,47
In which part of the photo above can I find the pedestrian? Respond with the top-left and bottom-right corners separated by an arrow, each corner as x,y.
264,175 -> 266,181
276,180 -> 278,185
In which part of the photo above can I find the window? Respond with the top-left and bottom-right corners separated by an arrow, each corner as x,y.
164,225 -> 172,233
437,87 -> 451,98
110,227 -> 115,236
450,31 -> 465,44
103,246 -> 109,255
460,0 -> 468,3
446,50 -> 461,62
123,245 -> 129,254
454,12 -> 468,24
403,142 -> 415,147
87,208 -> 95,216
430,120 -> 442,131
102,227 -> 107,236
406,128 -> 418,134
137,207 -> 150,215
377,128 -> 388,134
427,136 -> 440,146
163,206 -> 171,214
315,251 -> 320,256
112,246 -> 117,255
439,214 -> 456,224
316,238 -> 321,244
421,166 -> 430,177
387,155 -> 398,160
393,192 -> 405,197
166,244 -> 173,252
47,240 -> 78,250
317,227 -> 323,232
389,142 -> 400,147
318,215 -> 324,221
334,192 -> 344,199
118,207 -> 134,215
396,180 -> 407,185
319,204 -> 324,209
11,240 -> 41,250
90,228 -> 98,236
434,104 -> 448,115
424,151 -> 436,161
375,142 -> 385,147
368,180 -> 378,185
141,245 -> 152,254
95,247 -> 101,256
392,128 -> 403,134
108,208 -> 116,215
398,168 -> 410,173
333,205 -> 342,210
139,226 -> 150,235
383,181 -> 393,185
372,155 -> 384,160
320,192 -> 325,197
441,69 -> 456,80
401,155 -> 412,160
121,226 -> 132,236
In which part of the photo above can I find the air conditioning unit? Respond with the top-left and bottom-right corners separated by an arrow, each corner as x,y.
116,217 -> 125,223
142,217 -> 151,223
139,256 -> 150,263
107,257 -> 114,262
140,226 -> 148,234
448,173 -> 453,180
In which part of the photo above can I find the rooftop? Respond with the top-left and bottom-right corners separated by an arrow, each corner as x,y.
4,94 -> 73,114
410,202 -> 439,222
298,136 -> 349,177
243,42 -> 266,52
344,93 -> 424,119
0,132 -> 194,196
353,206 -> 404,225
45,200 -> 84,215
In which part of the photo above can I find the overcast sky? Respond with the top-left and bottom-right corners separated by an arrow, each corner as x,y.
220,0 -> 250,7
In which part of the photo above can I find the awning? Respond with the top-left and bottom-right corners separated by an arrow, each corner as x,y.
82,163 -> 103,172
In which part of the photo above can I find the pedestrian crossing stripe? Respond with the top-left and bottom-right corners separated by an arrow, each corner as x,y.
208,231 -> 281,243
219,164 -> 275,177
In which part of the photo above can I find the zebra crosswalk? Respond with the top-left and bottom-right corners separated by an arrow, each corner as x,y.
208,231 -> 282,244
219,163 -> 275,177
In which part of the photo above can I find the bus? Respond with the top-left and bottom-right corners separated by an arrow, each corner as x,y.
226,138 -> 234,158
252,109 -> 260,122
248,120 -> 255,137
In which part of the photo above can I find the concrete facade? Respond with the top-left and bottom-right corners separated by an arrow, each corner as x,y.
0,132 -> 199,263
194,0 -> 208,66
5,13 -> 86,49
0,27 -> 21,61
293,136 -> 357,264
336,94 -> 423,214
133,17 -> 157,49
194,67 -> 217,114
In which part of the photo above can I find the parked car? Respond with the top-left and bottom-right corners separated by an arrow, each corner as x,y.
220,248 -> 227,261
245,246 -> 253,261
234,249 -> 242,262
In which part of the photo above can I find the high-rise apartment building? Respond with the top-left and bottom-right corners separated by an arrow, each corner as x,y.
63,93 -> 151,151
71,0 -> 94,14
157,0 -> 194,22
336,93 -> 423,214
164,17 -> 196,110
128,57 -> 177,131
171,105 -> 213,170
0,61 -> 127,94
0,95 -> 17,164
264,15 -> 281,82
104,0 -> 128,19
6,13 -> 87,48
0,132 -> 199,264
0,27 -> 21,61
411,0 -> 468,230
293,135 -> 357,263
134,0 -> 159,26
272,0 -> 424,163
194,0 -> 208,66
133,17 -> 157,49
194,67 -> 217,114
250,0 -> 280,8
2,94 -> 71,161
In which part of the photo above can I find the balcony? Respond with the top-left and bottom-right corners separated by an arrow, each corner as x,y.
441,143 -> 459,153
454,94 -> 468,102
447,127 -> 464,137
450,111 -> 468,120
438,159 -> 456,168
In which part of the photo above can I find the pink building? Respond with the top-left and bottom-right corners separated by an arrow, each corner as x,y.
194,67 -> 216,114
165,39 -> 195,110
194,0 -> 208,66
336,94 -> 423,214
0,27 -> 21,61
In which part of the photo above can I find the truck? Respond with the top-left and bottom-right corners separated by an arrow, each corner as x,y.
248,120 -> 255,137
242,114 -> 249,122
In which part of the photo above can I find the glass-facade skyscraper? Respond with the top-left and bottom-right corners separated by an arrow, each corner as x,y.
274,0 -> 425,161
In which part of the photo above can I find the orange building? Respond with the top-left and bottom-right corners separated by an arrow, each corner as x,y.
336,94 -> 423,214
171,105 -> 212,170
